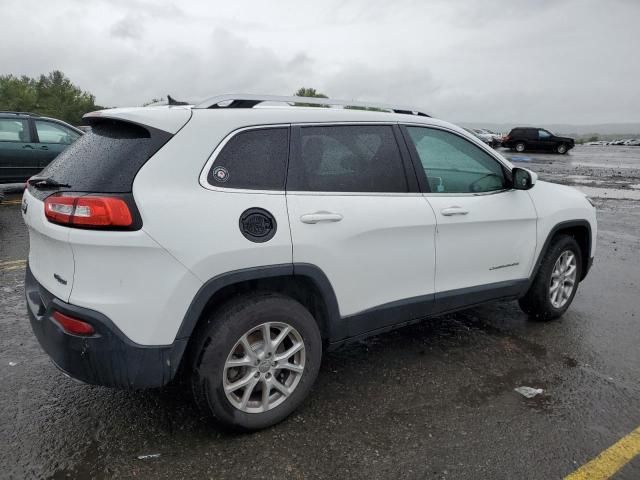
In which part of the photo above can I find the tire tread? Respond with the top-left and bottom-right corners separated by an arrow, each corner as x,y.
519,234 -> 582,321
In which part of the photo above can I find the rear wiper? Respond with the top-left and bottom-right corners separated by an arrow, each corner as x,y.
28,177 -> 71,189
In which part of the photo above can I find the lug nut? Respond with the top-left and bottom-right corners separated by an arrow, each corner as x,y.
265,373 -> 271,379
254,372 -> 260,378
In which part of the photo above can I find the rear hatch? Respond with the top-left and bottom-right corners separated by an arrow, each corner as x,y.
22,107 -> 191,301
23,189 -> 75,300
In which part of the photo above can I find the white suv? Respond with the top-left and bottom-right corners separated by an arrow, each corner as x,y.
22,95 -> 596,430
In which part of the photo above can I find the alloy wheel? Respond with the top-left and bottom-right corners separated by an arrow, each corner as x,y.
223,322 -> 305,413
549,250 -> 577,308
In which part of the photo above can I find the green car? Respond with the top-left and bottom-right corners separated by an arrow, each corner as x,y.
0,111 -> 83,183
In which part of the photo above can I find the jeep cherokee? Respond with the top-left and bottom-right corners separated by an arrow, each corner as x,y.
23,94 -> 596,430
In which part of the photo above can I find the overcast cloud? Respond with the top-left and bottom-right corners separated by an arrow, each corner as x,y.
1,0 -> 639,124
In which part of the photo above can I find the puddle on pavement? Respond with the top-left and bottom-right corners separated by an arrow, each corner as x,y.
574,186 -> 640,200
570,161 -> 639,169
560,175 -> 634,186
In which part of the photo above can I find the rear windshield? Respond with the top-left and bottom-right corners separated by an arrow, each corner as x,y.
39,120 -> 171,193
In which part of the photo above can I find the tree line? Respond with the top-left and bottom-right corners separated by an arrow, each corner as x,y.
0,71 -> 103,125
0,70 -> 341,126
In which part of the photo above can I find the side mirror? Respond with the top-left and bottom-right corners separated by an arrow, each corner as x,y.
512,167 -> 535,190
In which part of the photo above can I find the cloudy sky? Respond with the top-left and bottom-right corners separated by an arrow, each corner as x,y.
2,0 -> 638,124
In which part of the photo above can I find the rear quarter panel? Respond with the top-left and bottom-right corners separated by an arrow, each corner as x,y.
131,111 -> 294,343
67,228 -> 202,345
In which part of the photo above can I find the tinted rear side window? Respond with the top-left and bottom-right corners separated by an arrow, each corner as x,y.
39,120 -> 171,193
208,127 -> 289,190
514,128 -> 536,139
288,125 -> 408,193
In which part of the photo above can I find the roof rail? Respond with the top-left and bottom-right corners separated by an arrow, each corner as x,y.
193,94 -> 430,117
0,111 -> 39,117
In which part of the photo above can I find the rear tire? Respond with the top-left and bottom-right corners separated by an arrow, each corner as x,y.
515,142 -> 526,152
519,235 -> 582,321
556,143 -> 568,154
190,293 -> 322,431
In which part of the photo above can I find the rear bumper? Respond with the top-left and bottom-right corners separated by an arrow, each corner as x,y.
25,265 -> 186,389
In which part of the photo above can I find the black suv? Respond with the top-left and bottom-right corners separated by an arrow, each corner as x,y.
0,112 -> 82,183
502,127 -> 575,154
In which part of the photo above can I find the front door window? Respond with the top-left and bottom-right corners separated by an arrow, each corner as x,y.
406,126 -> 506,194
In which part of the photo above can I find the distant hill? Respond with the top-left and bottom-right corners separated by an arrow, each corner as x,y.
458,122 -> 640,138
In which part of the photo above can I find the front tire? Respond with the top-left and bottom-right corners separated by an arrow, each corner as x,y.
515,142 -> 526,152
556,143 -> 568,154
519,235 -> 582,321
190,293 -> 322,431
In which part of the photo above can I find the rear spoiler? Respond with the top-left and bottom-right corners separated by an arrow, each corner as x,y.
83,106 -> 192,134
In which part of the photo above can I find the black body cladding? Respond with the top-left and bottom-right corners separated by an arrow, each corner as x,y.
25,266 -> 184,388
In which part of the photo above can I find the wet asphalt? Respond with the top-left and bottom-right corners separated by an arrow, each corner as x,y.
1,146 -> 639,479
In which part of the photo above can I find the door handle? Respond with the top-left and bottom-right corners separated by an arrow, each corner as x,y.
300,211 -> 343,224
22,145 -> 34,149
440,206 -> 469,216
40,146 -> 49,150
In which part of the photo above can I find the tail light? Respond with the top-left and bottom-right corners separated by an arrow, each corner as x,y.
52,311 -> 95,336
45,194 -> 133,229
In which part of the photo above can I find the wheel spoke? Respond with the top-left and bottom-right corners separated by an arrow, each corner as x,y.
275,362 -> 304,374
261,379 -> 271,411
261,323 -> 272,348
564,254 -> 573,271
225,371 -> 255,393
565,264 -> 576,277
275,341 -> 304,362
240,335 -> 259,361
272,326 -> 292,350
271,378 -> 291,397
239,377 -> 259,409
225,356 -> 254,369
550,281 -> 560,293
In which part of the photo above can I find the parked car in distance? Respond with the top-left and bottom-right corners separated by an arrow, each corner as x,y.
502,127 -> 575,154
0,111 -> 83,183
463,127 -> 490,144
23,94 -> 596,431
477,128 -> 503,147
463,128 -> 500,148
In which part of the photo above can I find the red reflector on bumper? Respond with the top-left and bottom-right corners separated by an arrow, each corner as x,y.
52,311 -> 95,336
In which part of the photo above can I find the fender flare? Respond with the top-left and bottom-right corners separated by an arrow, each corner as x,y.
174,263 -> 341,342
527,219 -> 592,290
